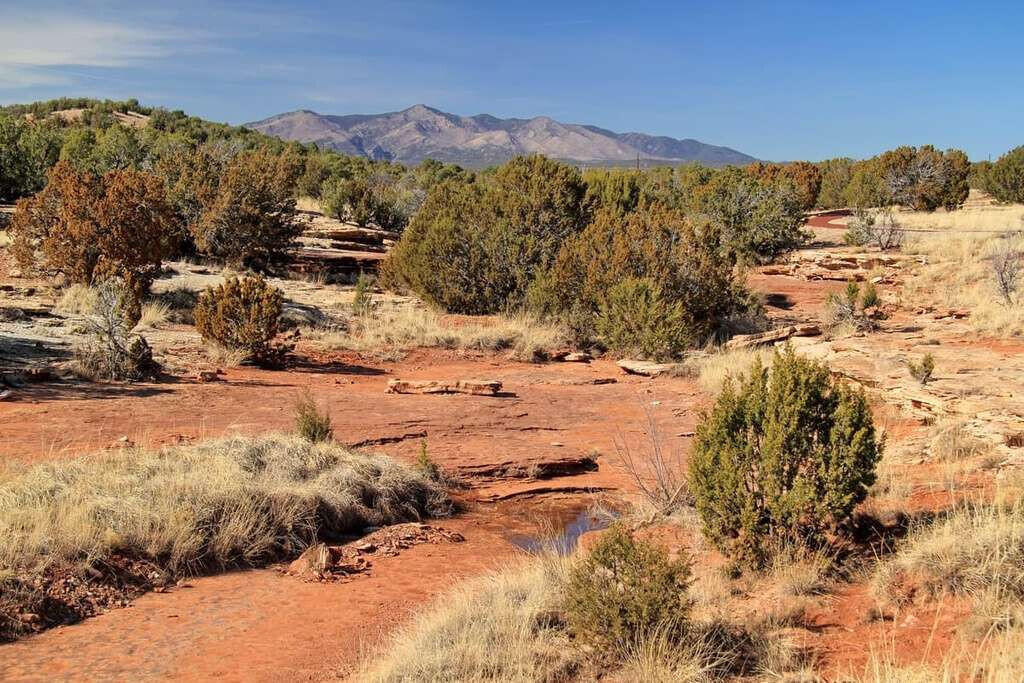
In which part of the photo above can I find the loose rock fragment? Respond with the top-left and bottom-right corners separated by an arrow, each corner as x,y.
386,379 -> 502,395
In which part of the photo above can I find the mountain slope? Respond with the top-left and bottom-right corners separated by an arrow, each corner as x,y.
246,105 -> 756,167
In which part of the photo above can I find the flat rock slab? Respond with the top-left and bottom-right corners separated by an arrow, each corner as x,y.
616,359 -> 676,377
387,379 -> 503,395
725,323 -> 821,350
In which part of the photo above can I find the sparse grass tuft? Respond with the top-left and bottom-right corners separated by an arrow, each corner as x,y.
55,283 -> 99,315
134,301 -> 170,331
293,390 -> 333,443
929,420 -> 990,461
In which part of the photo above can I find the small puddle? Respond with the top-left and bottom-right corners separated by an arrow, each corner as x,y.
507,505 -> 616,555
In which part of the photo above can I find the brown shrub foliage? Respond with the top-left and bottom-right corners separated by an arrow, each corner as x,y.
192,149 -> 302,270
193,275 -> 285,365
9,161 -> 176,304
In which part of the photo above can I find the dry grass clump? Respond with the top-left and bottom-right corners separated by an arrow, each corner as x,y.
0,434 -> 449,576
55,283 -> 99,315
152,286 -> 199,324
295,196 -> 323,213
134,301 -> 170,330
903,232 -> 1024,336
872,500 -> 1024,605
363,537 -> 807,682
686,346 -> 772,396
929,420 -> 991,461
860,624 -> 1024,683
361,554 -> 579,682
56,284 -> 171,331
319,303 -> 568,362
889,194 -> 1024,233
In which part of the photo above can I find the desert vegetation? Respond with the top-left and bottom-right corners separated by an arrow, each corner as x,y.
193,274 -> 288,366
0,434 -> 448,640
689,346 -> 880,568
4,94 -> 1024,680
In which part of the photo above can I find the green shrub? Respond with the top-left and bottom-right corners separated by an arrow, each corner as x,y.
843,217 -> 874,247
193,275 -> 285,366
415,441 -> 441,481
908,353 -> 935,385
293,390 -> 333,442
692,167 -> 808,264
352,272 -> 375,317
689,346 -> 880,568
384,155 -> 588,314
860,281 -> 880,309
530,205 -> 751,349
595,277 -> 688,359
985,146 -> 1024,204
825,281 -> 878,331
565,526 -> 691,657
816,158 -> 854,210
193,149 -> 301,270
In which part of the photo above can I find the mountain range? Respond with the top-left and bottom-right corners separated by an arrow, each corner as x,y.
245,105 -> 756,167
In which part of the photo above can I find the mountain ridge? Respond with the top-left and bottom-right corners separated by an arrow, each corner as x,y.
245,105 -> 756,167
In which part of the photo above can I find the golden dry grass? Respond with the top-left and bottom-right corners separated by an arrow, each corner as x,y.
134,302 -> 170,330
361,554 -> 579,682
54,283 -> 99,315
903,231 -> 1024,336
687,346 -> 772,396
295,196 -> 323,213
363,542 -> 806,682
54,285 -> 170,331
859,625 -> 1024,683
890,192 -> 1024,233
872,499 -> 1024,606
0,434 -> 448,576
316,303 -> 569,362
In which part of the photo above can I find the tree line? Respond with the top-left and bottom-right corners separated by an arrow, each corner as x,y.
3,98 -> 1024,362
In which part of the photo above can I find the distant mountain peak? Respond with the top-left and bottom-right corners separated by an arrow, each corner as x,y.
245,106 -> 756,167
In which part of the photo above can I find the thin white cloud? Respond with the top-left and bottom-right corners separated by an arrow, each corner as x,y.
0,64 -> 70,88
0,12 -> 209,89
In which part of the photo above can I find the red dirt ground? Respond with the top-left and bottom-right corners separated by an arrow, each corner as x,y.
0,351 -> 695,681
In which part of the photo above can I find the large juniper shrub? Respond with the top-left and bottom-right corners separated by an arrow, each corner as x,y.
192,149 -> 302,271
529,205 -> 752,353
382,154 -> 589,314
688,346 -> 881,568
9,161 -> 176,309
193,275 -> 286,366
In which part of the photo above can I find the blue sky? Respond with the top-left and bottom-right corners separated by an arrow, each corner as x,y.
1,0 -> 1021,161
